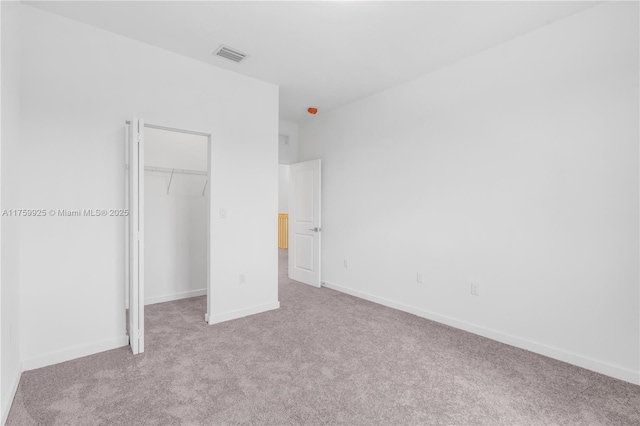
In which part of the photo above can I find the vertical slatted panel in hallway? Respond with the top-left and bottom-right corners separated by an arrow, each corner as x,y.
278,213 -> 288,249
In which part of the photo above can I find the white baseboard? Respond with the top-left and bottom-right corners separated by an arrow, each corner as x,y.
145,288 -> 206,306
322,281 -> 639,385
21,335 -> 129,372
208,301 -> 280,325
1,367 -> 22,426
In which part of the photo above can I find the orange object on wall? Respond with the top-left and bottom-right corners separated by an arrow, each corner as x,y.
307,107 -> 318,115
278,213 -> 289,249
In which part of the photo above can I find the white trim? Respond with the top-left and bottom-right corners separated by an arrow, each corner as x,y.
207,301 -> 280,325
1,367 -> 21,426
21,336 -> 129,372
322,281 -> 640,385
145,289 -> 206,306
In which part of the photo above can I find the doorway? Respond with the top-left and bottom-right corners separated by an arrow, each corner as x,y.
144,127 -> 208,304
125,119 -> 211,354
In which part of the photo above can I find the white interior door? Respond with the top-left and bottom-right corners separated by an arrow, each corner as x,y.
289,159 -> 321,287
128,118 -> 145,354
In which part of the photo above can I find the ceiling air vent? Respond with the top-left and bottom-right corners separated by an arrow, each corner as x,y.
213,45 -> 248,63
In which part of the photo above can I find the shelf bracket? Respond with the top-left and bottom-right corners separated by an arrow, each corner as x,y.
202,179 -> 208,196
167,169 -> 175,194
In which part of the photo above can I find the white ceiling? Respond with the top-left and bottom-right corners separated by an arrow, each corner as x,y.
27,1 -> 599,123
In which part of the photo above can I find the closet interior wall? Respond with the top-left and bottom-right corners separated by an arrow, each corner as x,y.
144,128 -> 208,305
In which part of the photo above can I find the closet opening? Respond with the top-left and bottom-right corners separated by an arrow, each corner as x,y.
144,126 -> 209,303
125,120 -> 211,354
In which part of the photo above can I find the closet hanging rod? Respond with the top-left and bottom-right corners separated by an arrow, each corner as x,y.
124,165 -> 207,176
144,166 -> 207,176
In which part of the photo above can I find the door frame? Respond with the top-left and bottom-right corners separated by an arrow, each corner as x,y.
125,120 -> 212,353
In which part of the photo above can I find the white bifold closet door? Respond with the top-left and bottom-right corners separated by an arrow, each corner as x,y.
128,117 -> 145,354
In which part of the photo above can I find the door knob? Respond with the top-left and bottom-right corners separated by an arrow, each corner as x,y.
308,227 -> 321,232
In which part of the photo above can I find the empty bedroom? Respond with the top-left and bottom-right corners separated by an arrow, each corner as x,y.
1,1 -> 639,425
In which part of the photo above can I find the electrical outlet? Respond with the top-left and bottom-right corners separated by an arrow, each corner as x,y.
219,208 -> 227,219
471,282 -> 480,296
239,274 -> 246,284
343,259 -> 349,268
417,272 -> 423,284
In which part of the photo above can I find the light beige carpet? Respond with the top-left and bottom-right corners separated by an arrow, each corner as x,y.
6,249 -> 640,425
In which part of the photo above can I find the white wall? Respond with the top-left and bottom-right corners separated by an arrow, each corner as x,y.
278,119 -> 299,165
278,165 -> 289,213
278,120 -> 297,215
144,127 -> 208,172
1,1 -> 22,421
145,172 -> 207,304
144,131 -> 208,305
18,4 -> 279,368
299,2 -> 639,383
